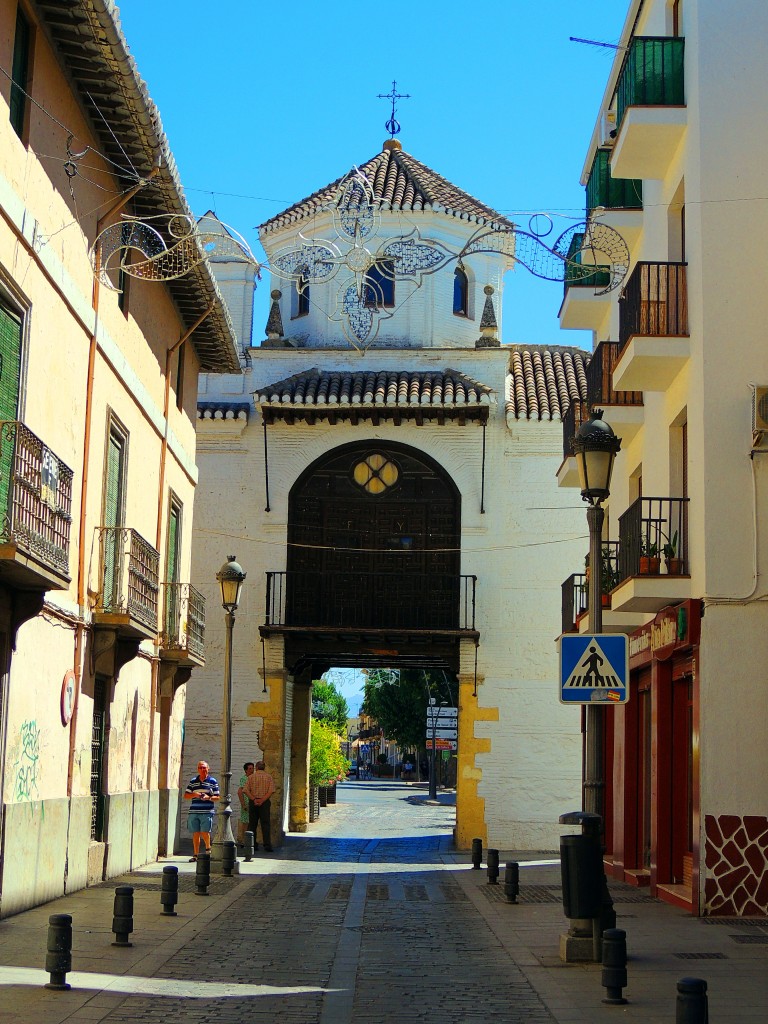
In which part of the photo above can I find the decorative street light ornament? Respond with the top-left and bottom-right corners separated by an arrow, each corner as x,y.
216,555 -> 246,613
572,409 -> 622,505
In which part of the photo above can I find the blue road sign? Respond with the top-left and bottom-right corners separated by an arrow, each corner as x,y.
560,634 -> 629,705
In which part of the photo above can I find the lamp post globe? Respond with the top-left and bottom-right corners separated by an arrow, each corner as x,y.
571,409 -> 622,506
216,555 -> 246,613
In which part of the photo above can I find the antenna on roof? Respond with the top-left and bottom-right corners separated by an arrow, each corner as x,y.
376,80 -> 411,138
569,36 -> 624,50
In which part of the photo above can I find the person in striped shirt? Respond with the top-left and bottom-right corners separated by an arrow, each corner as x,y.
243,760 -> 276,852
184,760 -> 219,860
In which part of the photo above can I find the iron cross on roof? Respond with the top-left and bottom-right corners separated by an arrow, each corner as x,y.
376,80 -> 411,137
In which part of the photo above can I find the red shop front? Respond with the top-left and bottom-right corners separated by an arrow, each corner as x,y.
605,600 -> 701,912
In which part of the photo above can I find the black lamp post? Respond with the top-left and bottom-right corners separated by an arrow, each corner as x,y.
211,555 -> 246,865
571,410 -> 621,820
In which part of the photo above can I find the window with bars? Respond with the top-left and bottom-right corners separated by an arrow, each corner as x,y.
90,675 -> 108,841
0,301 -> 23,531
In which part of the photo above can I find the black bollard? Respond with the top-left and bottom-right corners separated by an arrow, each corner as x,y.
471,838 -> 483,870
487,848 -> 500,885
194,851 -> 211,895
221,839 -> 237,877
676,978 -> 708,1024
44,914 -> 72,990
601,928 -> 628,1005
504,861 -> 520,903
111,885 -> 134,947
244,830 -> 255,862
160,865 -> 179,916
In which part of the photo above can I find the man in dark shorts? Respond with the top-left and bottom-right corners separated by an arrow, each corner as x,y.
184,760 -> 219,860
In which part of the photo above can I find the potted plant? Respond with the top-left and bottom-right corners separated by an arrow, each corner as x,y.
639,538 -> 660,575
662,530 -> 682,574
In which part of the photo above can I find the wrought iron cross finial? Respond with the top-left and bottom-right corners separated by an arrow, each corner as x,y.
376,80 -> 411,137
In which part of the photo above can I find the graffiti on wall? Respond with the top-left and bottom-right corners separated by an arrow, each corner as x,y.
12,719 -> 41,802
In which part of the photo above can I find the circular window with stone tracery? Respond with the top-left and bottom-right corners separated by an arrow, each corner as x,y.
352,453 -> 400,495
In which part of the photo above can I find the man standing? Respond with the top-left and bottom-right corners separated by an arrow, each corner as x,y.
244,760 -> 276,852
184,760 -> 219,860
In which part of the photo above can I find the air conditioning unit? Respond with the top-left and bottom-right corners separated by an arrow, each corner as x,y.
752,386 -> 768,447
599,110 -> 617,147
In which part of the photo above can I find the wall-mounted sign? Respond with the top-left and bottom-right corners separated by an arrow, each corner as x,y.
60,669 -> 76,725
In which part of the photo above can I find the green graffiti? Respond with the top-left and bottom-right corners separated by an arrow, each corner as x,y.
13,719 -> 40,802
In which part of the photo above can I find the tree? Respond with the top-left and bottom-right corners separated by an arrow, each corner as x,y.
309,719 -> 349,785
361,669 -> 457,752
311,678 -> 349,735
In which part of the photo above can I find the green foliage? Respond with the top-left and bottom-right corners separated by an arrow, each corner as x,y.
309,719 -> 349,785
362,669 -> 457,752
311,679 -> 349,735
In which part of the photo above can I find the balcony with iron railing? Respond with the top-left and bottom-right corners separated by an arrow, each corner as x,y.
0,420 -> 73,590
159,582 -> 205,667
614,262 -> 689,392
611,36 -> 686,180
585,149 -> 644,254
558,399 -> 588,489
262,570 -> 478,636
93,527 -> 159,638
559,233 -> 613,332
586,341 -> 644,444
611,496 -> 691,613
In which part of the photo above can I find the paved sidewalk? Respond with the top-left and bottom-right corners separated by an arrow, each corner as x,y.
0,783 -> 764,1023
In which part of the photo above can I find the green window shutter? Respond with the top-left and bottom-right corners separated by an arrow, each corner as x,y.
165,504 -> 180,634
103,429 -> 125,607
10,10 -> 30,138
0,305 -> 22,536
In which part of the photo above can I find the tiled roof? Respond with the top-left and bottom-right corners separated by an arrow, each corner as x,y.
197,402 -> 250,421
255,368 -> 493,425
505,347 -> 589,422
259,140 -> 514,236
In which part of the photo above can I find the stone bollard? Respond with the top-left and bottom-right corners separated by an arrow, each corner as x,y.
111,885 -> 134,947
504,862 -> 520,903
221,840 -> 237,878
160,865 -> 179,916
244,830 -> 255,862
471,838 -> 483,870
676,978 -> 708,1023
194,851 -> 211,895
601,928 -> 628,1005
44,914 -> 72,990
487,848 -> 500,885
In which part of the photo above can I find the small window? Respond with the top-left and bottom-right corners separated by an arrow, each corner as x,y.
364,261 -> 395,308
453,267 -> 469,316
10,7 -> 31,139
296,276 -> 310,317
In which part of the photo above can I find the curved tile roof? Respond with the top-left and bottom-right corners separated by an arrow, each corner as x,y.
255,368 -> 493,424
506,346 -> 589,422
259,140 -> 514,236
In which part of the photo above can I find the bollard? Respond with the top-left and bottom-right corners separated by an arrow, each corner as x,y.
160,865 -> 179,917
244,830 -> 255,862
676,978 -> 708,1024
601,928 -> 628,1005
487,848 -> 500,885
44,914 -> 72,990
194,851 -> 211,895
471,838 -> 483,870
111,885 -> 134,947
504,861 -> 520,903
221,839 -> 237,877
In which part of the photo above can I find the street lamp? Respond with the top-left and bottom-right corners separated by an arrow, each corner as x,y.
428,699 -> 448,800
211,555 -> 246,866
571,410 -> 621,820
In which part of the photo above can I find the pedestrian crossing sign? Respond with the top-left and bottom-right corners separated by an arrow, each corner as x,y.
559,634 -> 629,705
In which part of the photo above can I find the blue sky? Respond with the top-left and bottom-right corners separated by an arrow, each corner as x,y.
118,1 -> 626,353
116,2 -> 627,715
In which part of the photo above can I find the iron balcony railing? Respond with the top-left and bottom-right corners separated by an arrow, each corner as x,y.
586,341 -> 643,409
562,573 -> 587,634
619,262 -> 688,353
0,420 -> 73,578
563,233 -> 612,296
96,526 -> 159,630
615,36 -> 685,129
562,398 -> 588,462
161,582 -> 205,661
265,571 -> 477,632
586,149 -> 642,212
617,497 -> 689,583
